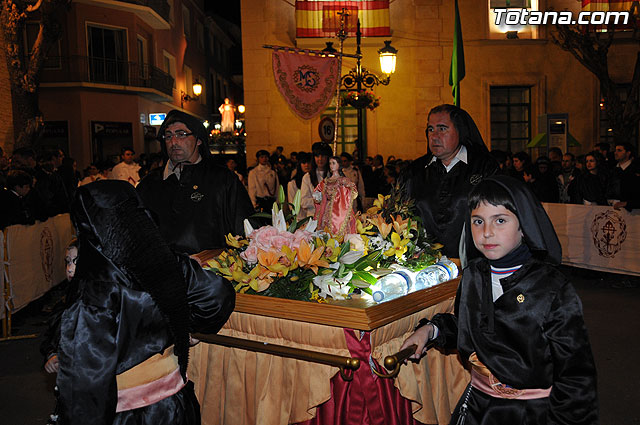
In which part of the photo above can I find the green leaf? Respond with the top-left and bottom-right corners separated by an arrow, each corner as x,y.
251,212 -> 273,219
336,263 -> 346,278
338,241 -> 350,259
278,185 -> 285,205
288,219 -> 297,233
352,271 -> 377,285
352,250 -> 382,269
295,216 -> 311,230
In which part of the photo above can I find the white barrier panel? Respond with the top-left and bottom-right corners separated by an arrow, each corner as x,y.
4,214 -> 74,316
543,203 -> 640,276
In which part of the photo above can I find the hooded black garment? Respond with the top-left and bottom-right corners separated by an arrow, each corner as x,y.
402,105 -> 499,258
57,180 -> 235,425
137,109 -> 254,253
426,175 -> 598,425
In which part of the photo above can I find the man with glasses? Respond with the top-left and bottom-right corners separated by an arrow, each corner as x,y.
402,104 -> 498,259
137,110 -> 254,254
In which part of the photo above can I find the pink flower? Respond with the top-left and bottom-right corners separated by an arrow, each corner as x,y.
241,245 -> 259,264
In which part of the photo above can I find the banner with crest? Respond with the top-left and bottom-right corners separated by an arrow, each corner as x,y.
543,203 -> 640,276
272,49 -> 340,120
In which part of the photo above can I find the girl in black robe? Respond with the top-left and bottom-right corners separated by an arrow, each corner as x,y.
56,180 -> 235,425
401,175 -> 598,424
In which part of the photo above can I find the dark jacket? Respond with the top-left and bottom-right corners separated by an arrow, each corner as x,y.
404,148 -> 499,258
137,158 -> 254,254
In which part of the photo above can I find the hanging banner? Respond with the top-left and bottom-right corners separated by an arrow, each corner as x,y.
295,0 -> 391,37
272,49 -> 340,120
543,203 -> 640,276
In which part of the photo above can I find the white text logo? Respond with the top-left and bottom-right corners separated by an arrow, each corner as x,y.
494,9 -> 630,26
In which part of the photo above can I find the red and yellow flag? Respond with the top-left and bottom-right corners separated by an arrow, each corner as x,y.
295,1 -> 391,38
581,0 -> 635,11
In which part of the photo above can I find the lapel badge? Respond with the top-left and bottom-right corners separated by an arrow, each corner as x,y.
516,294 -> 525,303
193,185 -> 199,190
191,191 -> 204,202
470,174 -> 482,185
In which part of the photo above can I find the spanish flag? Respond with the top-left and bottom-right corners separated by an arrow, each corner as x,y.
581,0 -> 635,11
296,1 -> 391,38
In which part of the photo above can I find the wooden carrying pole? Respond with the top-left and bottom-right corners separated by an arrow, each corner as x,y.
194,333 -> 361,381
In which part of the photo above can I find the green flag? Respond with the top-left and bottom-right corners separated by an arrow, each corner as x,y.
449,0 -> 465,106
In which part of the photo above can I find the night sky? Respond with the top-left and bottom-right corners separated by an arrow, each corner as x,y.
207,1 -> 241,25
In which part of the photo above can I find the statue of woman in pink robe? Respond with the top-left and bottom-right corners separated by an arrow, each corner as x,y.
313,156 -> 358,237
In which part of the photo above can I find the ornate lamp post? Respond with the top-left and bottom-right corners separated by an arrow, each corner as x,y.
181,79 -> 203,108
322,12 -> 397,162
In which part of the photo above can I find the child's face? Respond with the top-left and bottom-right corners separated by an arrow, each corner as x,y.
471,202 -> 523,261
65,246 -> 78,281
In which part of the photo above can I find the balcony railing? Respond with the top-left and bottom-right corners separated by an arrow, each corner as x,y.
41,56 -> 174,97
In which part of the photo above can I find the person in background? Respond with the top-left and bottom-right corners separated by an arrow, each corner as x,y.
610,142 -> 640,211
270,146 -> 285,166
403,103 -> 499,259
248,150 -> 279,212
340,152 -> 365,211
300,142 -> 332,218
0,146 -> 9,187
57,180 -> 235,425
0,170 -> 36,228
509,151 -> 531,182
526,156 -> 559,203
548,147 -> 563,176
401,175 -> 598,424
41,238 -> 79,374
109,147 -> 141,186
33,150 -> 70,218
489,150 -> 508,173
137,110 -> 254,253
287,152 -> 311,205
58,157 -> 80,200
557,152 -> 580,203
595,142 -> 616,169
570,151 -> 611,206
226,157 -> 246,185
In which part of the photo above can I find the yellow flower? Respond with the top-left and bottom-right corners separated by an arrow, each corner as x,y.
383,232 -> 410,259
280,245 -> 299,271
297,240 -> 331,274
392,215 -> 411,237
317,237 -> 339,262
367,194 -> 389,214
356,218 -> 375,236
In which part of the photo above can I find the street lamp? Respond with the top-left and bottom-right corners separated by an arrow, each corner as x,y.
181,79 -> 203,108
322,14 -> 397,162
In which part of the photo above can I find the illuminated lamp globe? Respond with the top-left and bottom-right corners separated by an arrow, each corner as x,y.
238,105 -> 245,114
378,41 -> 398,75
192,80 -> 203,97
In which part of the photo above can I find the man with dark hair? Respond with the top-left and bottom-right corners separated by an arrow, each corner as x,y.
595,142 -> 616,169
548,147 -> 563,176
403,104 -> 499,258
557,152 -> 580,203
248,149 -> 278,212
137,110 -> 254,254
611,142 -> 640,211
110,146 -> 141,185
0,170 -> 36,228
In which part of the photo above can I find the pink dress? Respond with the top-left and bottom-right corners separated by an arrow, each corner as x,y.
313,175 -> 358,237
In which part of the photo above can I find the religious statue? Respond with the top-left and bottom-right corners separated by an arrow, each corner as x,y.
219,98 -> 235,133
312,156 -> 358,237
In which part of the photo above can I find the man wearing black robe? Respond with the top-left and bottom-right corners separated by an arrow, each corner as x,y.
137,110 -> 254,254
403,104 -> 499,258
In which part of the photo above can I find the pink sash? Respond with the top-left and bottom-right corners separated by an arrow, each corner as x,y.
471,369 -> 552,400
116,367 -> 185,412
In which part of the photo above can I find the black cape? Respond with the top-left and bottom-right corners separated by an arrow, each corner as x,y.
57,180 -> 235,425
429,176 -> 598,424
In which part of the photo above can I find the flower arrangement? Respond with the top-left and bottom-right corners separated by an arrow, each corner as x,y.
205,184 -> 442,302
341,90 -> 381,111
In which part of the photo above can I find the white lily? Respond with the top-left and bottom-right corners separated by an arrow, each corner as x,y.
272,208 -> 287,232
339,250 -> 364,265
243,219 -> 255,238
304,218 -> 318,233
312,270 -> 353,300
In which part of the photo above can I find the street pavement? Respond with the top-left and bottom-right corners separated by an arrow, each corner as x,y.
0,266 -> 638,424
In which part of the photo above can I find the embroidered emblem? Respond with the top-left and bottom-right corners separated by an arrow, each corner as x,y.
193,185 -> 199,190
516,294 -> 525,303
489,373 -> 525,398
191,192 -> 204,202
40,227 -> 54,284
293,65 -> 320,93
470,174 -> 482,185
591,210 -> 627,258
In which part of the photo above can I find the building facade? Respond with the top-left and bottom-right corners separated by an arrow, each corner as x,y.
23,0 -> 241,168
240,0 -> 640,161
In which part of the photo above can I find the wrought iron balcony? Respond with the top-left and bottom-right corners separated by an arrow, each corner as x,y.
41,56 -> 175,99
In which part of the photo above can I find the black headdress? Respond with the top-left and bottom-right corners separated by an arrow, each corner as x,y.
157,109 -> 211,159
71,180 -> 191,379
464,175 -> 562,265
428,104 -> 490,153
